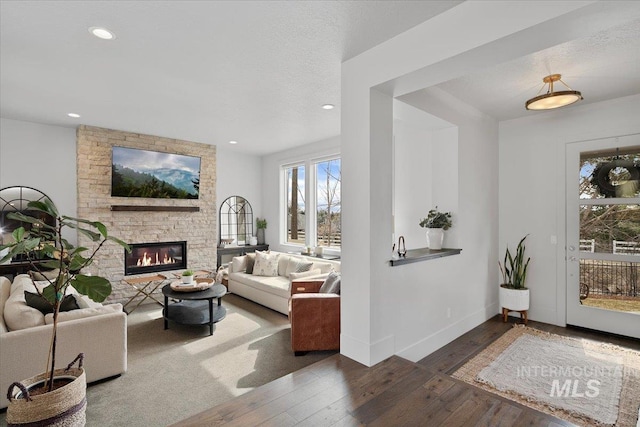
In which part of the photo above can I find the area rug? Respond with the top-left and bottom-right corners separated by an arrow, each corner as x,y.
453,325 -> 640,427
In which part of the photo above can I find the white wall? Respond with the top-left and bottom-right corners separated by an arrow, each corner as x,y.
393,102 -> 458,249
260,136 -> 340,253
340,1 -> 594,366
0,118 -> 78,243
384,88 -> 499,362
499,93 -> 640,326
215,147 -> 263,233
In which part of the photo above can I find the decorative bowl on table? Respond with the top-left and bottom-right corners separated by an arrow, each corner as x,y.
170,278 -> 214,292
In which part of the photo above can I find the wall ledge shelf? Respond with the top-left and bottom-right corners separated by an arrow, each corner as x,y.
111,205 -> 199,212
390,247 -> 461,266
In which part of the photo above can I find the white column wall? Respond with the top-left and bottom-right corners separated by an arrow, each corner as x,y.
341,1 -> 595,366
499,94 -> 640,327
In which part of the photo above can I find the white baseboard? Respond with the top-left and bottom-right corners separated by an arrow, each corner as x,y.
396,302 -> 499,362
341,303 -> 499,365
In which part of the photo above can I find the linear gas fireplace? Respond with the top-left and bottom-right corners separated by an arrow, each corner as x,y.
125,241 -> 187,276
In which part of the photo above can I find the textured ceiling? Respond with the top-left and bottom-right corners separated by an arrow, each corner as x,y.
0,0 -> 460,155
1,1 -> 638,155
435,18 -> 640,121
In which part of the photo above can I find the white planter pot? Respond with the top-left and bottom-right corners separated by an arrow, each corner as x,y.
426,228 -> 444,249
499,285 -> 530,311
182,275 -> 193,284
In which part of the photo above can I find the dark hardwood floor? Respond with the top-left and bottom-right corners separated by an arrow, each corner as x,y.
172,315 -> 639,426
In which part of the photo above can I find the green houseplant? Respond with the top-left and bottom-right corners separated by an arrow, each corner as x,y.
0,198 -> 130,424
181,269 -> 194,284
256,218 -> 267,245
499,235 -> 531,289
419,207 -> 452,249
419,207 -> 453,230
498,235 -> 531,322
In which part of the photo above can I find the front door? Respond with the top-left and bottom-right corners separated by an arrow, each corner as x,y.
566,134 -> 640,338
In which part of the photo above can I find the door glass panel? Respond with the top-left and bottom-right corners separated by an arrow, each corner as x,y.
577,146 -> 640,314
579,259 -> 640,313
579,204 -> 640,254
579,148 -> 640,199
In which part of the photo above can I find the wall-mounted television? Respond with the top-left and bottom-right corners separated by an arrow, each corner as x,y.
111,147 -> 201,199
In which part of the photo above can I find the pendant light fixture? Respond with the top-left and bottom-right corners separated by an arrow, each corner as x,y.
525,74 -> 583,110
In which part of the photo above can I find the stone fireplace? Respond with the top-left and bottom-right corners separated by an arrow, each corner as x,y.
76,125 -> 217,304
124,241 -> 187,276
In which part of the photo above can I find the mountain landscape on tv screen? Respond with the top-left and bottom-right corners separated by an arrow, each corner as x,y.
111,147 -> 201,199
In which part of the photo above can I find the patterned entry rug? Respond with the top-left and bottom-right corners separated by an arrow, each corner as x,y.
453,325 -> 640,427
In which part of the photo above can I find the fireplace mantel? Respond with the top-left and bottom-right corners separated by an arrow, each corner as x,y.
111,205 -> 199,212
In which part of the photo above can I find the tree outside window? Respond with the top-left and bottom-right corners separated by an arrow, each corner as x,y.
316,159 -> 341,248
285,165 -> 305,245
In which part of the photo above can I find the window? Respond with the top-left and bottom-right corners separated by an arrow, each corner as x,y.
315,158 -> 341,249
285,165 -> 305,245
283,156 -> 341,251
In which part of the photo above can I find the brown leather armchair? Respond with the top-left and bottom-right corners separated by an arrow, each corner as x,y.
288,278 -> 340,355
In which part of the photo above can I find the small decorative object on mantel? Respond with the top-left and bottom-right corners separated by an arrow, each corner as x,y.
419,206 -> 453,250
256,218 -> 267,245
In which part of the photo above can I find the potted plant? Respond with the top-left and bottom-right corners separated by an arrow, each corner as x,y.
181,269 -> 194,284
0,198 -> 130,425
419,206 -> 452,250
498,235 -> 531,321
256,218 -> 267,245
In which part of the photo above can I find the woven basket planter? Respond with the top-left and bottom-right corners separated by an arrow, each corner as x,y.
6,354 -> 87,427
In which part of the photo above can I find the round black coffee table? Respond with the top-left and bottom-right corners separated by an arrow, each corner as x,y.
162,283 -> 227,335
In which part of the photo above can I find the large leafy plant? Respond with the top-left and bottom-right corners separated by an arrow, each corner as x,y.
0,198 -> 130,392
499,235 -> 531,289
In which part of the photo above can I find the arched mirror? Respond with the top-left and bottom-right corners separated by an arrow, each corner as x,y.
0,186 -> 56,259
219,196 -> 253,247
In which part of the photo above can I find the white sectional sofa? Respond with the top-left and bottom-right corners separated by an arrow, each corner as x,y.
227,251 -> 340,315
0,274 -> 127,409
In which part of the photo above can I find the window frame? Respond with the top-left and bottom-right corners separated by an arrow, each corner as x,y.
281,153 -> 341,254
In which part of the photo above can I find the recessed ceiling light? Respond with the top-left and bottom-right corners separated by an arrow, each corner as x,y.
67,113 -> 81,118
89,27 -> 116,40
322,104 -> 335,110
229,140 -> 238,144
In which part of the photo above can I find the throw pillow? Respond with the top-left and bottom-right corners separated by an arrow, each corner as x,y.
24,291 -> 79,314
319,272 -> 341,294
285,257 -> 313,278
289,268 -> 321,281
278,255 -> 291,276
231,255 -> 247,273
312,262 -> 336,274
31,268 -> 61,281
245,253 -> 256,274
252,251 -> 280,277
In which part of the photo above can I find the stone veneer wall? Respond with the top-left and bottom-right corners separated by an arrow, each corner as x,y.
76,125 -> 216,304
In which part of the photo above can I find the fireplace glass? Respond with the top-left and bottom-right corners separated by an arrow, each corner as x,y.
124,241 -> 187,276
